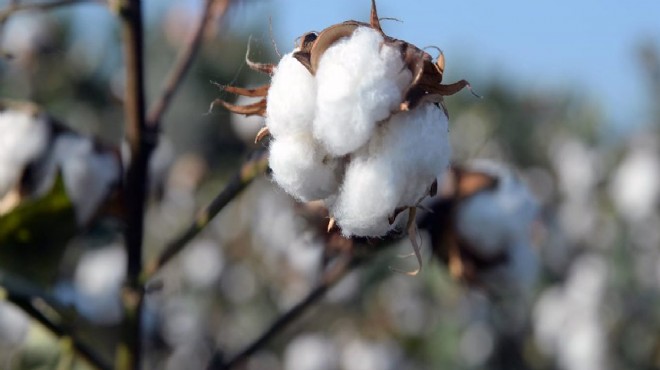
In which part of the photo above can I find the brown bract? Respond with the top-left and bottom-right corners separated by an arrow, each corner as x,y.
216,0 -> 474,143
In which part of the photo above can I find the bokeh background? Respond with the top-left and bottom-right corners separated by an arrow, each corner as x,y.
0,0 -> 659,369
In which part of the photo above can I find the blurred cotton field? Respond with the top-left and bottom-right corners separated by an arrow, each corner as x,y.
0,1 -> 659,370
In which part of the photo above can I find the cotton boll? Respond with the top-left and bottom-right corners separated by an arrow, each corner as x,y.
332,103 -> 449,237
0,110 -> 49,197
74,244 -> 126,324
313,27 -> 412,156
47,134 -> 121,226
455,161 -> 539,259
269,132 -> 340,202
266,52 -> 317,138
283,333 -> 339,370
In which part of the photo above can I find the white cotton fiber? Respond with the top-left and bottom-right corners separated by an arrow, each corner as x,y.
44,134 -> 121,226
266,52 -> 317,138
269,132 -> 341,202
331,103 -> 450,237
455,160 -> 539,259
0,110 -> 49,197
313,27 -> 412,156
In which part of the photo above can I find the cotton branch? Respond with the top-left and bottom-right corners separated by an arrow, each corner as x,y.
209,233 -> 402,370
118,0 -> 149,368
0,271 -> 111,370
143,150 -> 269,281
0,0 -> 105,23
147,0 -> 230,126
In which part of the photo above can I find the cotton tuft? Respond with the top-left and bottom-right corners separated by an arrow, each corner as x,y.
269,132 -> 340,202
331,104 -> 450,236
266,52 -> 317,138
313,27 -> 412,156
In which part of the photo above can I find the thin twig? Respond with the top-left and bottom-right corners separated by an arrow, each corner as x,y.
0,271 -> 111,370
143,150 -> 269,281
118,0 -> 149,368
0,0 -> 105,22
210,251 -> 362,370
146,0 -> 230,126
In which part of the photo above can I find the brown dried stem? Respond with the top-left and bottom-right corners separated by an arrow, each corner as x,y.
118,0 -> 148,368
147,0 -> 230,126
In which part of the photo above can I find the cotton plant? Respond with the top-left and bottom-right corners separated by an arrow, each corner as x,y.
421,160 -> 540,299
217,0 -> 472,272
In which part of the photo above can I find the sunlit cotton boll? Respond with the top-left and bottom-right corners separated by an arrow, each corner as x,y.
0,109 -> 49,198
331,103 -> 450,237
266,52 -> 317,138
73,244 -> 126,324
284,333 -> 339,370
313,27 -> 412,156
609,141 -> 660,222
269,132 -> 341,202
456,161 -> 539,259
0,301 -> 30,351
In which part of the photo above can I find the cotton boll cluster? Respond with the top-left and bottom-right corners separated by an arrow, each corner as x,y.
283,333 -> 339,370
263,26 -> 449,237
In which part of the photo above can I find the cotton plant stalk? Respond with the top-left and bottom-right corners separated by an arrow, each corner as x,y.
218,1 -> 472,273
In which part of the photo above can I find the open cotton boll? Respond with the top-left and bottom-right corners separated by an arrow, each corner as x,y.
44,134 -> 120,226
332,104 -> 450,237
313,27 -> 412,156
266,52 -> 317,138
0,110 -> 49,197
269,132 -> 341,202
456,161 -> 538,259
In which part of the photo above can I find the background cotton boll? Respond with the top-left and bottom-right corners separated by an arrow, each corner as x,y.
266,52 -> 317,138
269,132 -> 340,202
0,301 -> 30,351
609,143 -> 660,222
47,134 -> 120,226
332,104 -> 449,237
456,161 -> 539,258
0,110 -> 49,197
283,333 -> 339,370
313,27 -> 412,156
73,244 -> 126,324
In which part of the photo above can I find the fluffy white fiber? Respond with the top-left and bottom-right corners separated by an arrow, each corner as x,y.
266,52 -> 317,138
269,132 -> 340,202
259,25 -> 450,238
313,27 -> 412,156
331,104 -> 450,237
0,110 -> 49,197
455,160 -> 538,258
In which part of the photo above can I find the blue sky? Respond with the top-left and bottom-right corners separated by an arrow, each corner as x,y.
67,0 -> 660,132
233,0 -> 660,131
